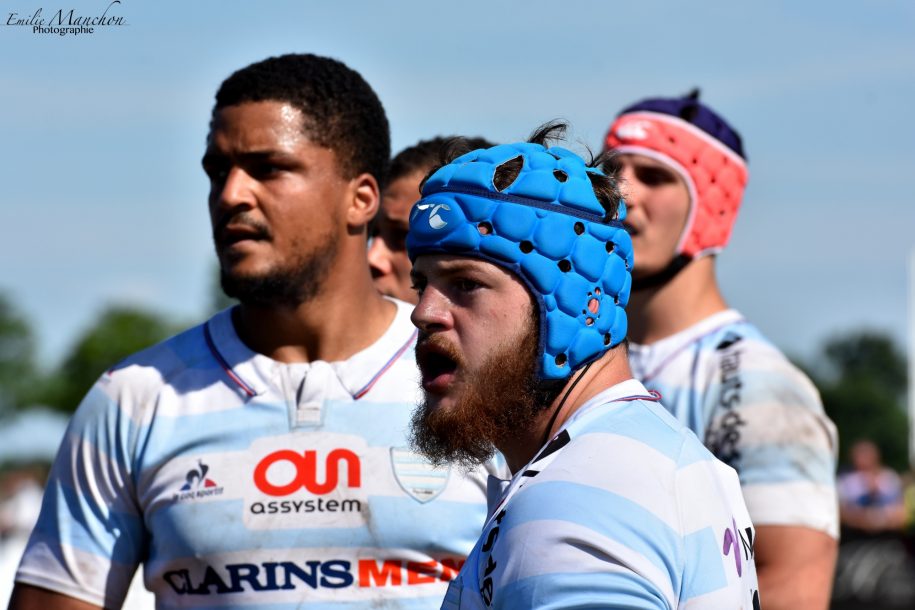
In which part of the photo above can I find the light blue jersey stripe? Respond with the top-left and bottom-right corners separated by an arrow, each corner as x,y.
501,480 -> 683,586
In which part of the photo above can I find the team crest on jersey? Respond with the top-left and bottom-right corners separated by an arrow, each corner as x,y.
390,448 -> 450,503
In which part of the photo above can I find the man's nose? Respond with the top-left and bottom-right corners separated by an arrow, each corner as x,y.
410,285 -> 452,333
213,167 -> 257,214
367,236 -> 393,275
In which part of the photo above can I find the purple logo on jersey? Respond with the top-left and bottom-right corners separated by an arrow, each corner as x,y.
722,517 -> 755,577
722,518 -> 743,576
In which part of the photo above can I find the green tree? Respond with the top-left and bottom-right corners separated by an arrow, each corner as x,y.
804,331 -> 910,472
0,292 -> 38,414
41,306 -> 179,413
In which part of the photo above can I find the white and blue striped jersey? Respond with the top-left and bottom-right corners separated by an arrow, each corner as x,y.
445,380 -> 760,610
629,310 -> 838,537
16,301 -> 499,609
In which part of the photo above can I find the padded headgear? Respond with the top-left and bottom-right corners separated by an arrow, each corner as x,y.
604,94 -> 748,259
407,142 -> 632,381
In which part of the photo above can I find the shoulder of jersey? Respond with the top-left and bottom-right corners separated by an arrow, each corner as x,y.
100,321 -> 210,400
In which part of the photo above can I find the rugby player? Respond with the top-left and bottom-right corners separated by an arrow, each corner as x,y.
407,125 -> 760,609
11,54 -> 495,610
604,91 -> 838,609
369,136 -> 492,303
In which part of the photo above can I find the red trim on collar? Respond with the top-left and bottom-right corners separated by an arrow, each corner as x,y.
353,329 -> 418,399
204,322 -> 257,398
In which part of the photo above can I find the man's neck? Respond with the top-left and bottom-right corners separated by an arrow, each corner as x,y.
233,254 -> 396,364
627,256 -> 728,345
499,348 -> 633,473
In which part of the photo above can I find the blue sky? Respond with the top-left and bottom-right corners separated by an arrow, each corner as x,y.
1,0 -> 913,368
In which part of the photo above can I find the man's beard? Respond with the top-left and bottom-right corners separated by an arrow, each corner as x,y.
410,318 -> 564,468
217,220 -> 338,309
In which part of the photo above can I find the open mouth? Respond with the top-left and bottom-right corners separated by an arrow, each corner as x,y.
416,339 -> 460,394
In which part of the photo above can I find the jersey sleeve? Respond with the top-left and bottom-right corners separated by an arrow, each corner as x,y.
15,372 -> 149,608
703,339 -> 839,537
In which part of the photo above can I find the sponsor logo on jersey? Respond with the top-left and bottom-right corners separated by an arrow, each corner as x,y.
722,517 -> 755,577
173,460 -> 224,502
247,446 -> 366,525
478,508 -> 507,607
162,556 -> 464,596
254,448 -> 361,496
707,332 -> 745,465
390,447 -> 450,503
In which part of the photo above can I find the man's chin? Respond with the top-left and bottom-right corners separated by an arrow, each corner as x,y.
410,392 -> 495,468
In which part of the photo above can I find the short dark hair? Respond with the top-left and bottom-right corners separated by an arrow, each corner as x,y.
389,136 -> 494,185
213,53 -> 391,188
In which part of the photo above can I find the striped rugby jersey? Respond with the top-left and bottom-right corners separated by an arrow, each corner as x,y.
444,379 -> 760,610
629,309 -> 838,537
16,300 -> 500,609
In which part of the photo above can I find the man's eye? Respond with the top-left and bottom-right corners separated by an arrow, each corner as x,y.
454,278 -> 480,292
250,162 -> 282,179
635,166 -> 677,187
203,163 -> 228,182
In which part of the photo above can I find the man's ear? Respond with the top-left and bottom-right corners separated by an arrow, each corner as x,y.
346,173 -> 381,229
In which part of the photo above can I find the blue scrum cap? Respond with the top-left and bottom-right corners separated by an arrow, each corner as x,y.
406,142 -> 633,380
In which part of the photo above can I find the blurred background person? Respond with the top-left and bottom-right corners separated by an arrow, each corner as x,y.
839,439 -> 905,532
368,136 -> 493,303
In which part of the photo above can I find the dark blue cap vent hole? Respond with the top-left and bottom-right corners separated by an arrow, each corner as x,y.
586,318 -> 594,326
574,222 -> 584,235
558,260 -> 572,272
477,222 -> 493,235
554,169 -> 568,183
520,241 -> 533,253
555,353 -> 567,367
606,242 -> 615,254
604,334 -> 611,345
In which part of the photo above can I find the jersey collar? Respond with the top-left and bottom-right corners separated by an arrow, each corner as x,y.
203,299 -> 418,400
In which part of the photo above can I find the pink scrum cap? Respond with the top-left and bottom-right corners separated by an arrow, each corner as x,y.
604,93 -> 748,259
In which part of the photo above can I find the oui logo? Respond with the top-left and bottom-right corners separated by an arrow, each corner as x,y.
254,448 -> 361,496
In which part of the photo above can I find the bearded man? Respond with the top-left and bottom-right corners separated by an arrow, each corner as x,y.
406,126 -> 761,609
